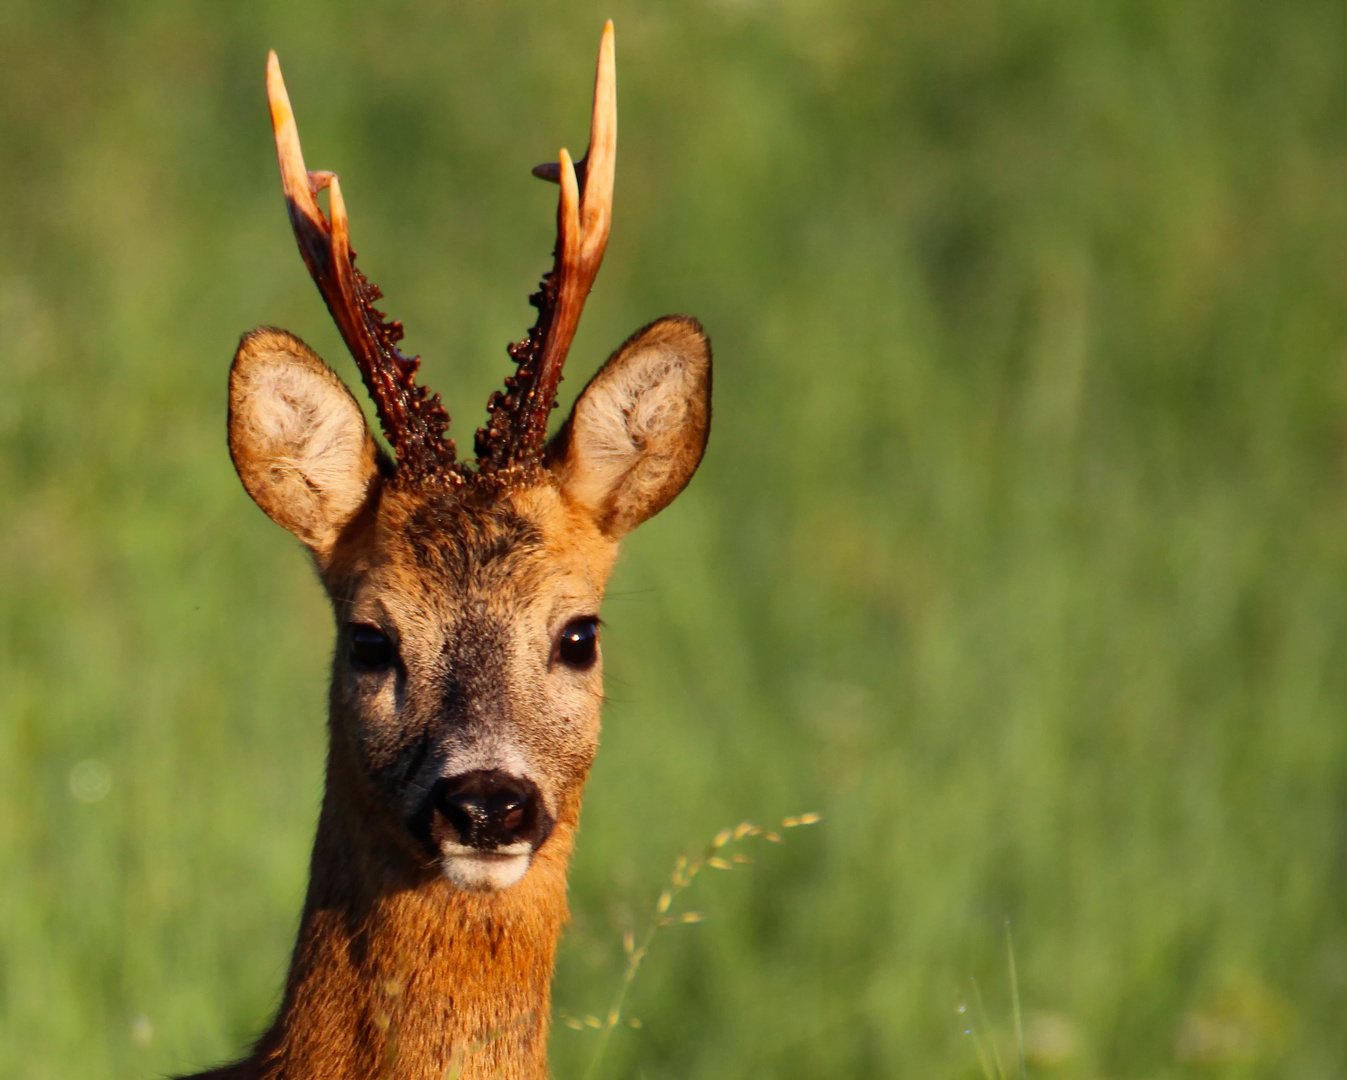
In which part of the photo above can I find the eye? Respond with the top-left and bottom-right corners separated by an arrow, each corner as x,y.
349,624 -> 395,669
555,617 -> 599,670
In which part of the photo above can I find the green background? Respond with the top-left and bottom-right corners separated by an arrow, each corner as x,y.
4,1 -> 1347,1076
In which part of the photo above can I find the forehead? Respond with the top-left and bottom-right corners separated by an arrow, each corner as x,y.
359,481 -> 614,610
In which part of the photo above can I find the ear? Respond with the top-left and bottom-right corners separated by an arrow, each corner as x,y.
228,327 -> 383,560
548,315 -> 711,539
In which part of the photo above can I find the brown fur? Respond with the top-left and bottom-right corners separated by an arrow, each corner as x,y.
185,319 -> 709,1079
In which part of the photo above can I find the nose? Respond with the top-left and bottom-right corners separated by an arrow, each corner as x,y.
433,770 -> 544,850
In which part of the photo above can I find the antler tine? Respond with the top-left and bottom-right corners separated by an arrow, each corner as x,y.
266,52 -> 456,478
476,22 -> 617,472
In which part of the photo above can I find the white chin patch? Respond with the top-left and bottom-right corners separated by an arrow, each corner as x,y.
442,850 -> 533,892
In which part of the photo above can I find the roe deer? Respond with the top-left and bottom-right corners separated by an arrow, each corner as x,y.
183,22 -> 710,1079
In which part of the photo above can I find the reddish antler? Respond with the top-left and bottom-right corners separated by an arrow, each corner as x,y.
476,21 -> 616,474
267,53 -> 457,479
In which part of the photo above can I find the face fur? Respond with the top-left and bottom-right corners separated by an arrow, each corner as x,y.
227,318 -> 711,892
324,481 -> 618,891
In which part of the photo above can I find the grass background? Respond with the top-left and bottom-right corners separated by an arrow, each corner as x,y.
4,0 -> 1347,1076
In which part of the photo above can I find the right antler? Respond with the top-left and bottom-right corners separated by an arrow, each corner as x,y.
475,21 -> 617,476
267,53 -> 457,480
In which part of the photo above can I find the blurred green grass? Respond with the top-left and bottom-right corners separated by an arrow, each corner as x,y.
4,0 -> 1347,1076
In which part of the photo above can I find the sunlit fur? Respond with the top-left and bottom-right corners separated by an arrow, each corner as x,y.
323,481 -> 619,866
211,483 -> 620,1079
195,317 -> 710,1080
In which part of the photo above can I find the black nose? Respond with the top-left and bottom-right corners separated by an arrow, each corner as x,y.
432,770 -> 545,850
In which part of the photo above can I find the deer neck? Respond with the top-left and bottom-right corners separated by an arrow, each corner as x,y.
249,741 -> 579,1080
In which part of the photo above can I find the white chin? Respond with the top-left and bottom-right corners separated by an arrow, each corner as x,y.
442,850 -> 533,891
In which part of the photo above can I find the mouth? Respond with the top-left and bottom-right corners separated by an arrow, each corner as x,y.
411,768 -> 553,891
439,841 -> 534,891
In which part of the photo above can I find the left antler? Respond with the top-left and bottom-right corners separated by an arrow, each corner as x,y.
267,52 -> 457,479
476,21 -> 617,474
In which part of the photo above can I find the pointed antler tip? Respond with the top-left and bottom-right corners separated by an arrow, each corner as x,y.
266,53 -> 293,124
266,50 -> 284,92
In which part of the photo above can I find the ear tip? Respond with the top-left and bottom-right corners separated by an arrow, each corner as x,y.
651,312 -> 709,341
235,325 -> 309,360
629,313 -> 712,372
234,326 -> 295,373
231,326 -> 331,384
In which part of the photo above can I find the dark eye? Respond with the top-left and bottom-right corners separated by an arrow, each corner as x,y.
556,617 -> 599,669
349,624 -> 395,669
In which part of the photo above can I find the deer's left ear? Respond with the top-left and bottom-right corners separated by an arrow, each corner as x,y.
548,315 -> 711,539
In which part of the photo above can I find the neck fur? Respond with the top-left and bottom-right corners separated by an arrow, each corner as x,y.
204,744 -> 577,1080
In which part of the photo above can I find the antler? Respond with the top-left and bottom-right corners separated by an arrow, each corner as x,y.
475,21 -> 616,474
266,53 -> 457,479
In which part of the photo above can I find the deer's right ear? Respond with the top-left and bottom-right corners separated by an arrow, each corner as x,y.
548,316 -> 711,539
228,328 -> 384,559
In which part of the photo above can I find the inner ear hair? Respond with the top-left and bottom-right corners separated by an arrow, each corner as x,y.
549,315 -> 711,538
228,327 -> 384,559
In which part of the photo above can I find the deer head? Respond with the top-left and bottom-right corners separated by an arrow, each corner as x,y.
228,22 -> 710,900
